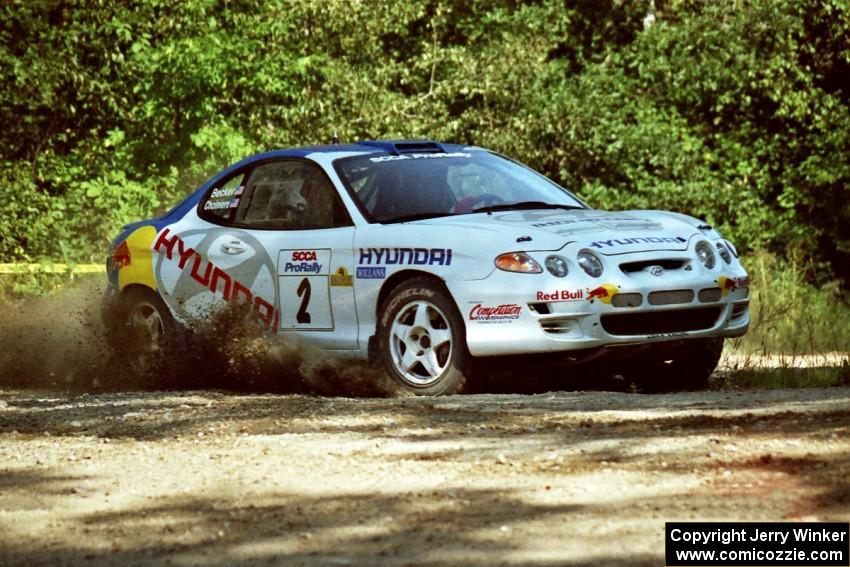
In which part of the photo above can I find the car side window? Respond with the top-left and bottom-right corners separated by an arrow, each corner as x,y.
234,160 -> 350,230
199,172 -> 247,223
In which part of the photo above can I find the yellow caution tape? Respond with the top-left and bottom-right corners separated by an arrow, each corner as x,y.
0,263 -> 105,274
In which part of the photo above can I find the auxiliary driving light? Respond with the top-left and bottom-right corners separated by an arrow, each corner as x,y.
545,255 -> 569,278
577,250 -> 603,278
695,241 -> 716,269
716,241 -> 732,264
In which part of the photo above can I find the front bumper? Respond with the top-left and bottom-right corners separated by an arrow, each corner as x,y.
448,251 -> 749,357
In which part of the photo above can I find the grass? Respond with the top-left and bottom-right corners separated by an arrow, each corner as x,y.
730,249 -> 850,355
0,271 -> 99,299
720,249 -> 850,388
718,365 -> 850,389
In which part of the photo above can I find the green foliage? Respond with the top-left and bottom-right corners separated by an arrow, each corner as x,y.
1,0 -> 848,285
732,249 -> 850,354
0,272 -> 98,299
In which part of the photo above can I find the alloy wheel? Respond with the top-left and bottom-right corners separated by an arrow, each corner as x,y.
388,300 -> 453,386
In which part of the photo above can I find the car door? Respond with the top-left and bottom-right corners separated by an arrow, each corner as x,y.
227,159 -> 359,351
155,168 -> 282,330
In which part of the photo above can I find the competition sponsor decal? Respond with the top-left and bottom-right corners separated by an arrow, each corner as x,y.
589,236 -> 687,249
368,152 -> 470,163
717,275 -> 749,296
153,228 -> 279,330
531,216 -> 638,229
283,250 -> 322,274
468,303 -> 522,323
536,289 -> 584,302
356,267 -> 386,279
590,236 -> 687,249
493,211 -> 640,225
292,251 -> 317,261
358,247 -> 452,266
493,211 -> 570,223
585,283 -> 619,305
330,266 -> 354,287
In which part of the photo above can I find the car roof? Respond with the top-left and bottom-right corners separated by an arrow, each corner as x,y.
114,140 -> 477,243
246,139 -> 474,160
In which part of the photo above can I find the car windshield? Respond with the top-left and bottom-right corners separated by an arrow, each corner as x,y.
334,150 -> 587,223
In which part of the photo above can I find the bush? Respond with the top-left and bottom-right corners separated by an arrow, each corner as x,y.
733,250 -> 850,355
1,0 -> 848,286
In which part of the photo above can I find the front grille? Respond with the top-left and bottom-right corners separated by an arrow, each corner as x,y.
619,259 -> 686,274
611,293 -> 642,308
648,289 -> 694,306
698,288 -> 722,303
601,307 -> 721,336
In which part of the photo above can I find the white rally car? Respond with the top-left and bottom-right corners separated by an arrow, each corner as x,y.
105,140 -> 749,395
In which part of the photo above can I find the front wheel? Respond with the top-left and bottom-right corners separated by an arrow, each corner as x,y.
376,278 -> 470,396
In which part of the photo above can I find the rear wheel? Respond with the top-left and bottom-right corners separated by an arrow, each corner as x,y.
116,288 -> 176,374
626,338 -> 723,392
376,278 -> 470,396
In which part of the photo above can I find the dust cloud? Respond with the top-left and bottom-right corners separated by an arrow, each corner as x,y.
0,279 -> 388,395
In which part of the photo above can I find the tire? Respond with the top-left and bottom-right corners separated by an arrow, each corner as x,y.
114,287 -> 177,375
626,338 -> 723,393
376,278 -> 470,396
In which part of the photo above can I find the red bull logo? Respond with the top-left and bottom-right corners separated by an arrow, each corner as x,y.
586,283 -> 619,304
536,289 -> 584,301
112,241 -> 131,270
717,275 -> 748,296
112,226 -> 157,291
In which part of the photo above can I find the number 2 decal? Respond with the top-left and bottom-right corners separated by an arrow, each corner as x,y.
278,250 -> 333,330
296,277 -> 312,324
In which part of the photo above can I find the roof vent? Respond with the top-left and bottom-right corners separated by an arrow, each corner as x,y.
394,142 -> 445,154
357,140 -> 446,155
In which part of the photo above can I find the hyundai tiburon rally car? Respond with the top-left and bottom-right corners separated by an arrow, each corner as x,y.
105,140 -> 749,395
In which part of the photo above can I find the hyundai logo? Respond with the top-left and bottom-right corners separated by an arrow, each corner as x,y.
649,265 -> 665,276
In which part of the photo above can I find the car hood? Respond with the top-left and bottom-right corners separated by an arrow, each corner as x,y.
417,209 -> 700,254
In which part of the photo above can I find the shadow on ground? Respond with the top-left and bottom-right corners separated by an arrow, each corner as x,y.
1,387 -> 848,566
0,466 -> 676,566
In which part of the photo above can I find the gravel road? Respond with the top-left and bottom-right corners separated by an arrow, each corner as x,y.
1,386 -> 848,566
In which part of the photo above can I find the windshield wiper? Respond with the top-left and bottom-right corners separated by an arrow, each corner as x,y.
472,201 -> 585,214
381,211 -> 455,224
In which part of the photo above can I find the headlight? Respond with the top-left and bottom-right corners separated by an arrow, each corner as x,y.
725,239 -> 739,258
716,242 -> 732,264
695,241 -> 716,269
545,255 -> 569,278
495,252 -> 542,274
577,250 -> 603,278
